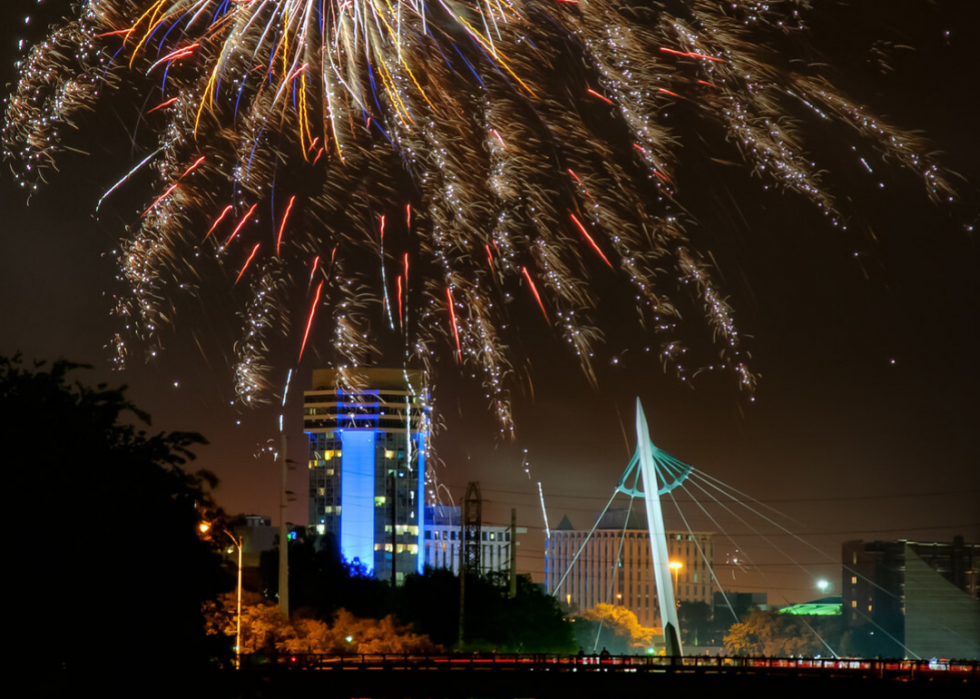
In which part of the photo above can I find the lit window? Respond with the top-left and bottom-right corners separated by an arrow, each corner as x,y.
851,576 -> 857,584
385,450 -> 396,459
375,496 -> 387,507
868,605 -> 872,612
851,600 -> 857,608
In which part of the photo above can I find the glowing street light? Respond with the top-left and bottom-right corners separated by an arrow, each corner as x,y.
669,561 -> 683,607
200,520 -> 244,670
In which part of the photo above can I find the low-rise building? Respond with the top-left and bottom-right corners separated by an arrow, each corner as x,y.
842,536 -> 979,659
545,509 -> 714,628
422,505 -> 526,576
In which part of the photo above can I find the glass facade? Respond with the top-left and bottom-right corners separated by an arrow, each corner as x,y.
305,369 -> 430,582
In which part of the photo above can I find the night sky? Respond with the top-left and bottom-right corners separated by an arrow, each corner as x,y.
1,0 -> 977,604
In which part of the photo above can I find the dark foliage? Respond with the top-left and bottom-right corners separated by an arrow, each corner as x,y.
261,532 -> 576,653
2,356 -> 229,671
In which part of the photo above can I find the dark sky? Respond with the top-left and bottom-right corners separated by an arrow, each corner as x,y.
1,0 -> 977,604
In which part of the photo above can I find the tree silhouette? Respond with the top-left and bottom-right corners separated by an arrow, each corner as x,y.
2,356 -> 228,672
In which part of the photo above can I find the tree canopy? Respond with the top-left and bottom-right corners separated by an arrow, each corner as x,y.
205,591 -> 442,655
574,604 -> 658,654
261,533 -> 577,653
724,609 -> 826,657
2,356 -> 228,671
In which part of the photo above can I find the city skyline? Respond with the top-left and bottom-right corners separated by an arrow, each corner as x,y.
1,0 -> 976,606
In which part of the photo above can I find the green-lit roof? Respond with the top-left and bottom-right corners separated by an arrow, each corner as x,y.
779,596 -> 842,616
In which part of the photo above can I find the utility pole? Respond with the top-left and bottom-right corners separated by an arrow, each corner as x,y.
458,510 -> 466,648
462,482 -> 482,573
278,432 -> 289,618
508,508 -> 517,599
458,482 -> 482,648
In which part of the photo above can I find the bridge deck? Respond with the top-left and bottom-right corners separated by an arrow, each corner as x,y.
234,654 -> 977,697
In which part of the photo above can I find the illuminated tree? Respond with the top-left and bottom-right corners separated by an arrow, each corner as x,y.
576,604 -> 658,654
723,610 -> 822,657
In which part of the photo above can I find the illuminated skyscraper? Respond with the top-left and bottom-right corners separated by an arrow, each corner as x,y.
305,368 -> 430,584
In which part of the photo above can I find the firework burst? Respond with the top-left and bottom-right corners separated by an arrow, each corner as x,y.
4,0 -> 953,433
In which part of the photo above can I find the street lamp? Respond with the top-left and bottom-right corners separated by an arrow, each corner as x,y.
669,561 -> 683,607
201,521 -> 244,670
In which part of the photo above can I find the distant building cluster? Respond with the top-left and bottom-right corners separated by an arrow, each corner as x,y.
294,367 -> 978,660
842,537 -> 979,659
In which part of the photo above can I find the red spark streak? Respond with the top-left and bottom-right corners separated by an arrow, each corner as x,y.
313,148 -> 324,164
396,276 -> 403,330
587,88 -> 615,105
287,64 -> 309,82
148,97 -> 179,114
569,213 -> 613,268
142,183 -> 179,217
205,205 -> 233,240
181,155 -> 206,177
446,287 -> 462,360
567,168 -> 590,196
277,196 -> 296,255
299,281 -> 324,361
659,47 -> 724,62
404,253 -> 410,291
235,243 -> 261,284
379,214 -> 386,242
142,155 -> 205,217
491,129 -> 506,149
521,267 -> 550,324
310,256 -> 320,281
631,144 -> 672,182
658,88 -> 682,98
225,204 -> 258,246
155,43 -> 199,68
485,244 -> 495,275
405,204 -> 412,229
697,79 -> 717,88
96,29 -> 134,38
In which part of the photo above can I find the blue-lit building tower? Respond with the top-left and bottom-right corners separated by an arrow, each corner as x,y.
305,368 -> 429,583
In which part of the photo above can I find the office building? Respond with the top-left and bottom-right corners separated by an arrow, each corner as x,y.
422,505 -> 527,575
305,368 -> 430,583
842,536 -> 979,659
545,509 -> 714,628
